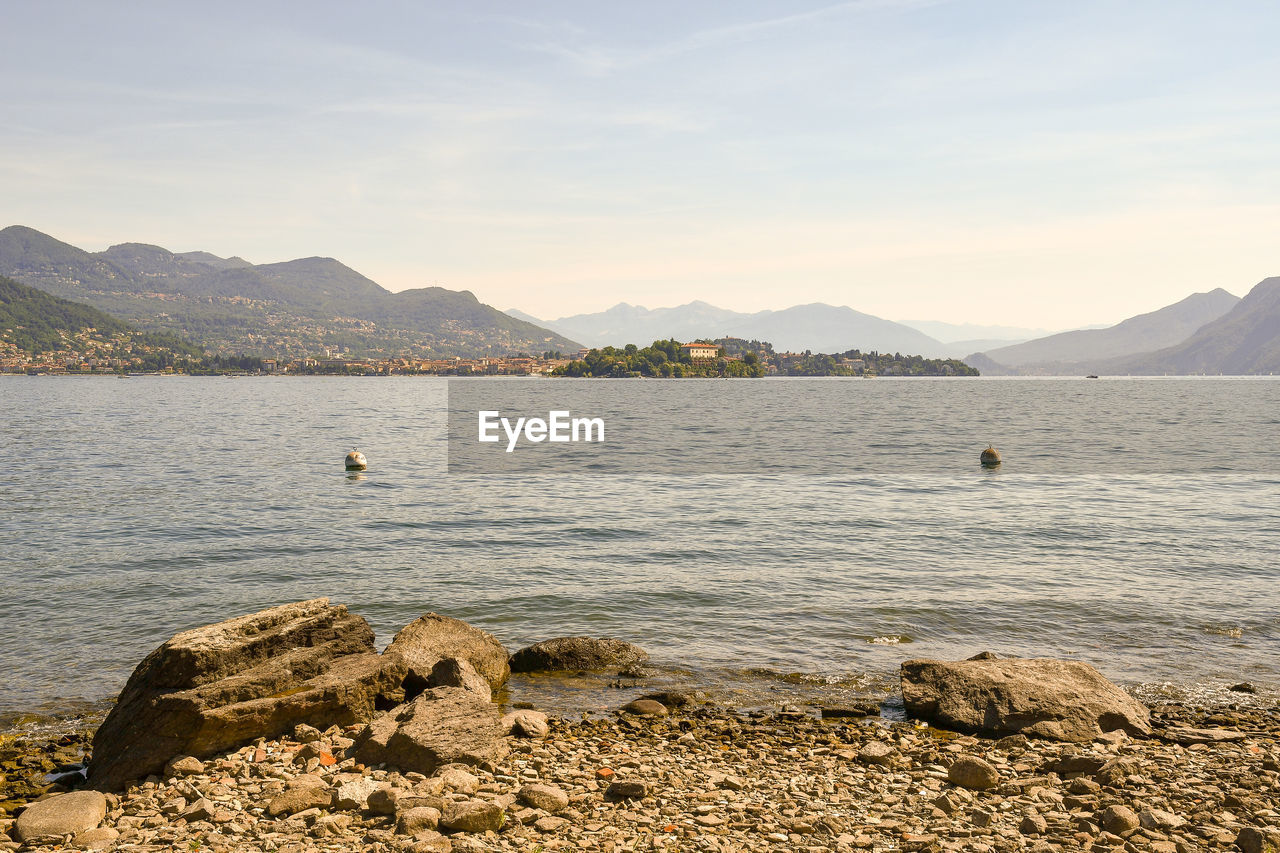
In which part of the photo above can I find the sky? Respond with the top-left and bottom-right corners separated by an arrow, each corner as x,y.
3,1 -> 1279,329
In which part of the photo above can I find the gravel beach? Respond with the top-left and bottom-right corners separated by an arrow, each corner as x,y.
3,699 -> 1277,852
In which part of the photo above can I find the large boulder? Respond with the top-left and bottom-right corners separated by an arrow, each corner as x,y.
90,599 -> 408,790
900,656 -> 1151,742
384,613 -> 510,694
351,685 -> 509,775
14,791 -> 107,842
509,637 -> 648,673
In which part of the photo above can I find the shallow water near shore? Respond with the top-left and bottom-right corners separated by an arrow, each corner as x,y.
2,376 -> 1278,728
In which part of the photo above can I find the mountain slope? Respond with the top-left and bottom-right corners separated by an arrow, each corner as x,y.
0,274 -> 130,351
0,226 -> 578,358
1104,278 -> 1280,374
975,289 -> 1240,370
0,274 -> 200,357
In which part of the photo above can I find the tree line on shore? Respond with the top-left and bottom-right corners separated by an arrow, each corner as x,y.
551,338 -> 978,377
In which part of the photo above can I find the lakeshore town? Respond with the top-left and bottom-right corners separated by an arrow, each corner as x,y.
1,333 -> 976,378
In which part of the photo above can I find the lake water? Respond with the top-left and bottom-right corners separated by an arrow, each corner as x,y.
2,376 -> 1277,726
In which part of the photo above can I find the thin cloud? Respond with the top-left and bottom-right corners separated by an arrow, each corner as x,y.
520,0 -> 945,75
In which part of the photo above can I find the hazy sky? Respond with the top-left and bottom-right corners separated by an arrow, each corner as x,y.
3,1 -> 1278,328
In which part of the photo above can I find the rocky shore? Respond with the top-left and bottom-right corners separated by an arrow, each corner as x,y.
2,600 -> 1277,852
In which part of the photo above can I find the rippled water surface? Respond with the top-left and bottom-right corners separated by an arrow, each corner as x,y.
2,376 -> 1277,721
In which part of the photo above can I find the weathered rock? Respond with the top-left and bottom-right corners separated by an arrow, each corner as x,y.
857,742 -> 895,766
440,799 -> 504,833
407,830 -> 452,852
437,767 -> 480,794
509,637 -> 648,673
352,686 -> 509,775
293,723 -> 324,743
333,776 -> 384,810
268,783 -> 334,816
1099,804 -> 1140,836
90,598 -> 408,790
385,613 -> 510,694
605,780 -> 649,799
366,786 -> 399,815
620,699 -> 668,717
1161,726 -> 1247,744
900,657 -> 1152,742
518,783 -> 570,813
1140,808 -> 1185,831
396,806 -> 442,835
1094,757 -> 1137,786
179,797 -> 216,822
72,826 -> 119,849
428,658 -> 492,698
14,791 -> 108,842
311,813 -> 353,837
164,755 -> 204,777
947,755 -> 999,790
1020,812 -> 1048,835
500,709 -> 549,739
1238,826 -> 1280,853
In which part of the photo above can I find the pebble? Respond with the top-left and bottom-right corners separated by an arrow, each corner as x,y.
1,698 -> 1277,853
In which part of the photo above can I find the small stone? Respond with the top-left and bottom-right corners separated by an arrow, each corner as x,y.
436,766 -> 480,794
620,699 -> 669,717
165,755 -> 205,777
994,734 -> 1029,750
535,815 -> 570,832
268,784 -> 334,816
1229,682 -> 1257,693
294,723 -> 324,743
396,807 -> 442,835
440,799 -> 504,833
933,793 -> 961,815
1020,813 -> 1048,835
518,783 -> 570,813
311,814 -> 352,837
1140,808 -> 1185,831
334,776 -> 384,810
500,709 -> 550,739
1068,777 -> 1101,795
180,798 -> 217,822
1099,804 -> 1140,836
971,808 -> 995,827
72,826 -> 119,850
606,780 -> 649,799
857,742 -> 894,766
948,755 -> 1000,790
367,786 -> 400,815
407,830 -> 452,853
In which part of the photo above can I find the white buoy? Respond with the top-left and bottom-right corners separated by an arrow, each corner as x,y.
345,449 -> 367,471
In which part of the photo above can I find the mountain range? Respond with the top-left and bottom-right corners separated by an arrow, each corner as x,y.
1101,278 -> 1280,375
510,301 -> 971,357
970,289 -> 1242,373
0,226 -> 578,358
516,276 -> 1280,374
6,225 -> 1277,373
